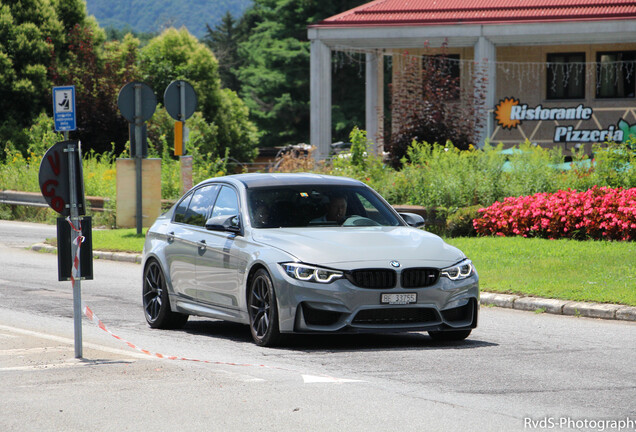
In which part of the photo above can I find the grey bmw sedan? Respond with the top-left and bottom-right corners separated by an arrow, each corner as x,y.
142,173 -> 479,346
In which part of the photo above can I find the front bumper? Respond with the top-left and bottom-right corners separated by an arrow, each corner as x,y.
271,264 -> 479,334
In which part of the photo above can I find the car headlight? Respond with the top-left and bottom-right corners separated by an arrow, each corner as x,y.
280,263 -> 343,284
441,259 -> 474,281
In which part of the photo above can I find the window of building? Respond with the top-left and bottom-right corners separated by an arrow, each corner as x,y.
546,53 -> 585,100
596,51 -> 636,99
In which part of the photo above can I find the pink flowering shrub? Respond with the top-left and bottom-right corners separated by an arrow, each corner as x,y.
473,187 -> 636,241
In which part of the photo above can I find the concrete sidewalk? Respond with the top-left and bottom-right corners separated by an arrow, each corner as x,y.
30,242 -> 636,323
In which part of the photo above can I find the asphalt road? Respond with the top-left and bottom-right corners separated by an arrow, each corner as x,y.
1,220 -> 635,432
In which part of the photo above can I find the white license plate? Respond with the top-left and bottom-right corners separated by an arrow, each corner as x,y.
381,293 -> 417,305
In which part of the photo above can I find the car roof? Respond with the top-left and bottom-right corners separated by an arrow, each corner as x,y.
201,173 -> 365,189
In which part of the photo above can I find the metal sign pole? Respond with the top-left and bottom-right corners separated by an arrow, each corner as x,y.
66,142 -> 82,359
134,84 -> 143,235
179,81 -> 190,192
179,81 -> 186,151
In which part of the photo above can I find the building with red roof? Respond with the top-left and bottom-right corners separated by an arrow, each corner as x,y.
308,0 -> 636,158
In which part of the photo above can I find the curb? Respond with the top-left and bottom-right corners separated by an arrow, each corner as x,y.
30,243 -> 142,264
30,243 -> 635,323
480,292 -> 636,322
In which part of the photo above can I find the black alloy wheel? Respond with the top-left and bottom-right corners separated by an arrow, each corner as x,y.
248,269 -> 283,347
143,260 -> 188,329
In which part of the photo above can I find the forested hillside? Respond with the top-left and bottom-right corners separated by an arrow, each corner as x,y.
85,0 -> 252,38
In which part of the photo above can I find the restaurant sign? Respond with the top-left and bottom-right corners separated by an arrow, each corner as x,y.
494,97 -> 634,143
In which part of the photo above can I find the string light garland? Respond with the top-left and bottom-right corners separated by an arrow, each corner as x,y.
330,45 -> 635,95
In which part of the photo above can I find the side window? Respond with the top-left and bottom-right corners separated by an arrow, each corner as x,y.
211,186 -> 239,219
173,191 -> 193,223
183,185 -> 219,226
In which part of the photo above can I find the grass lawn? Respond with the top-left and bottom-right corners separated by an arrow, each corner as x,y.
92,228 -> 148,252
61,229 -> 636,307
49,228 -> 149,253
446,237 -> 636,307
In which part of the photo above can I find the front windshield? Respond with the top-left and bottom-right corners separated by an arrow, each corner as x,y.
247,185 -> 402,228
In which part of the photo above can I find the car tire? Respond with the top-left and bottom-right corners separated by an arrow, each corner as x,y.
248,269 -> 283,347
428,329 -> 472,341
143,260 -> 188,329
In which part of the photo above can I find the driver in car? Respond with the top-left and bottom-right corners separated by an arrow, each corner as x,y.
312,194 -> 347,224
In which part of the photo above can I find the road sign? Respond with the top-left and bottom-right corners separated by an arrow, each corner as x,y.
164,80 -> 197,121
38,140 -> 86,216
57,216 -> 93,281
117,82 -> 157,123
52,86 -> 76,132
117,81 -> 157,235
174,121 -> 184,155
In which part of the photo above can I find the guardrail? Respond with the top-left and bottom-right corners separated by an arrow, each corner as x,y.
1,190 -> 444,228
0,190 -> 178,213
0,190 -> 110,212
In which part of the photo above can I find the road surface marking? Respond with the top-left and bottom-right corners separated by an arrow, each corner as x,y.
302,374 -> 364,384
0,324 -> 150,360
0,346 -> 70,356
0,332 -> 18,339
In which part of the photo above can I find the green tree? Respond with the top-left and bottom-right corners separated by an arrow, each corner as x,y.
203,11 -> 241,92
236,0 -> 368,148
0,0 -> 87,155
50,24 -> 140,154
51,0 -> 87,35
0,0 -> 61,149
139,28 -> 258,161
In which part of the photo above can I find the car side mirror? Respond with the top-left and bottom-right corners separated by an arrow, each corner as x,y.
399,212 -> 425,228
205,214 -> 242,235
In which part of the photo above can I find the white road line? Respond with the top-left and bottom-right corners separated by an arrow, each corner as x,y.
0,360 -> 104,372
0,324 -> 150,360
215,369 -> 265,383
0,346 -> 71,356
0,332 -> 18,339
302,374 -> 365,384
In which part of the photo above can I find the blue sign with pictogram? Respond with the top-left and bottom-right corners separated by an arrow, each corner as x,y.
52,86 -> 76,132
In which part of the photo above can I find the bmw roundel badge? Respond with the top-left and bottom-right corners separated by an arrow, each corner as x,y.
390,260 -> 400,268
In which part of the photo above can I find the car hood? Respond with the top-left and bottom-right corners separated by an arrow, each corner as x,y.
251,227 -> 465,269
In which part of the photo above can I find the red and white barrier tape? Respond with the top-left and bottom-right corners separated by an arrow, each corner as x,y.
82,304 -> 270,367
66,218 -> 271,368
66,216 -> 85,287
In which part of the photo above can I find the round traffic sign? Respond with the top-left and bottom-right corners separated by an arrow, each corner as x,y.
39,140 -> 86,216
117,82 -> 157,123
164,80 -> 198,121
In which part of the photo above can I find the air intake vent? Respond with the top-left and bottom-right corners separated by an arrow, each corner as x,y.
346,269 -> 396,289
352,308 -> 439,325
401,268 -> 439,288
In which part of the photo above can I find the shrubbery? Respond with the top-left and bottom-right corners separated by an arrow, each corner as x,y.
372,139 -> 636,209
473,187 -> 636,241
3,122 -> 636,238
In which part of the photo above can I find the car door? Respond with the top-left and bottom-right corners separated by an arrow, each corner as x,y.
165,185 -> 219,300
195,185 -> 243,309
